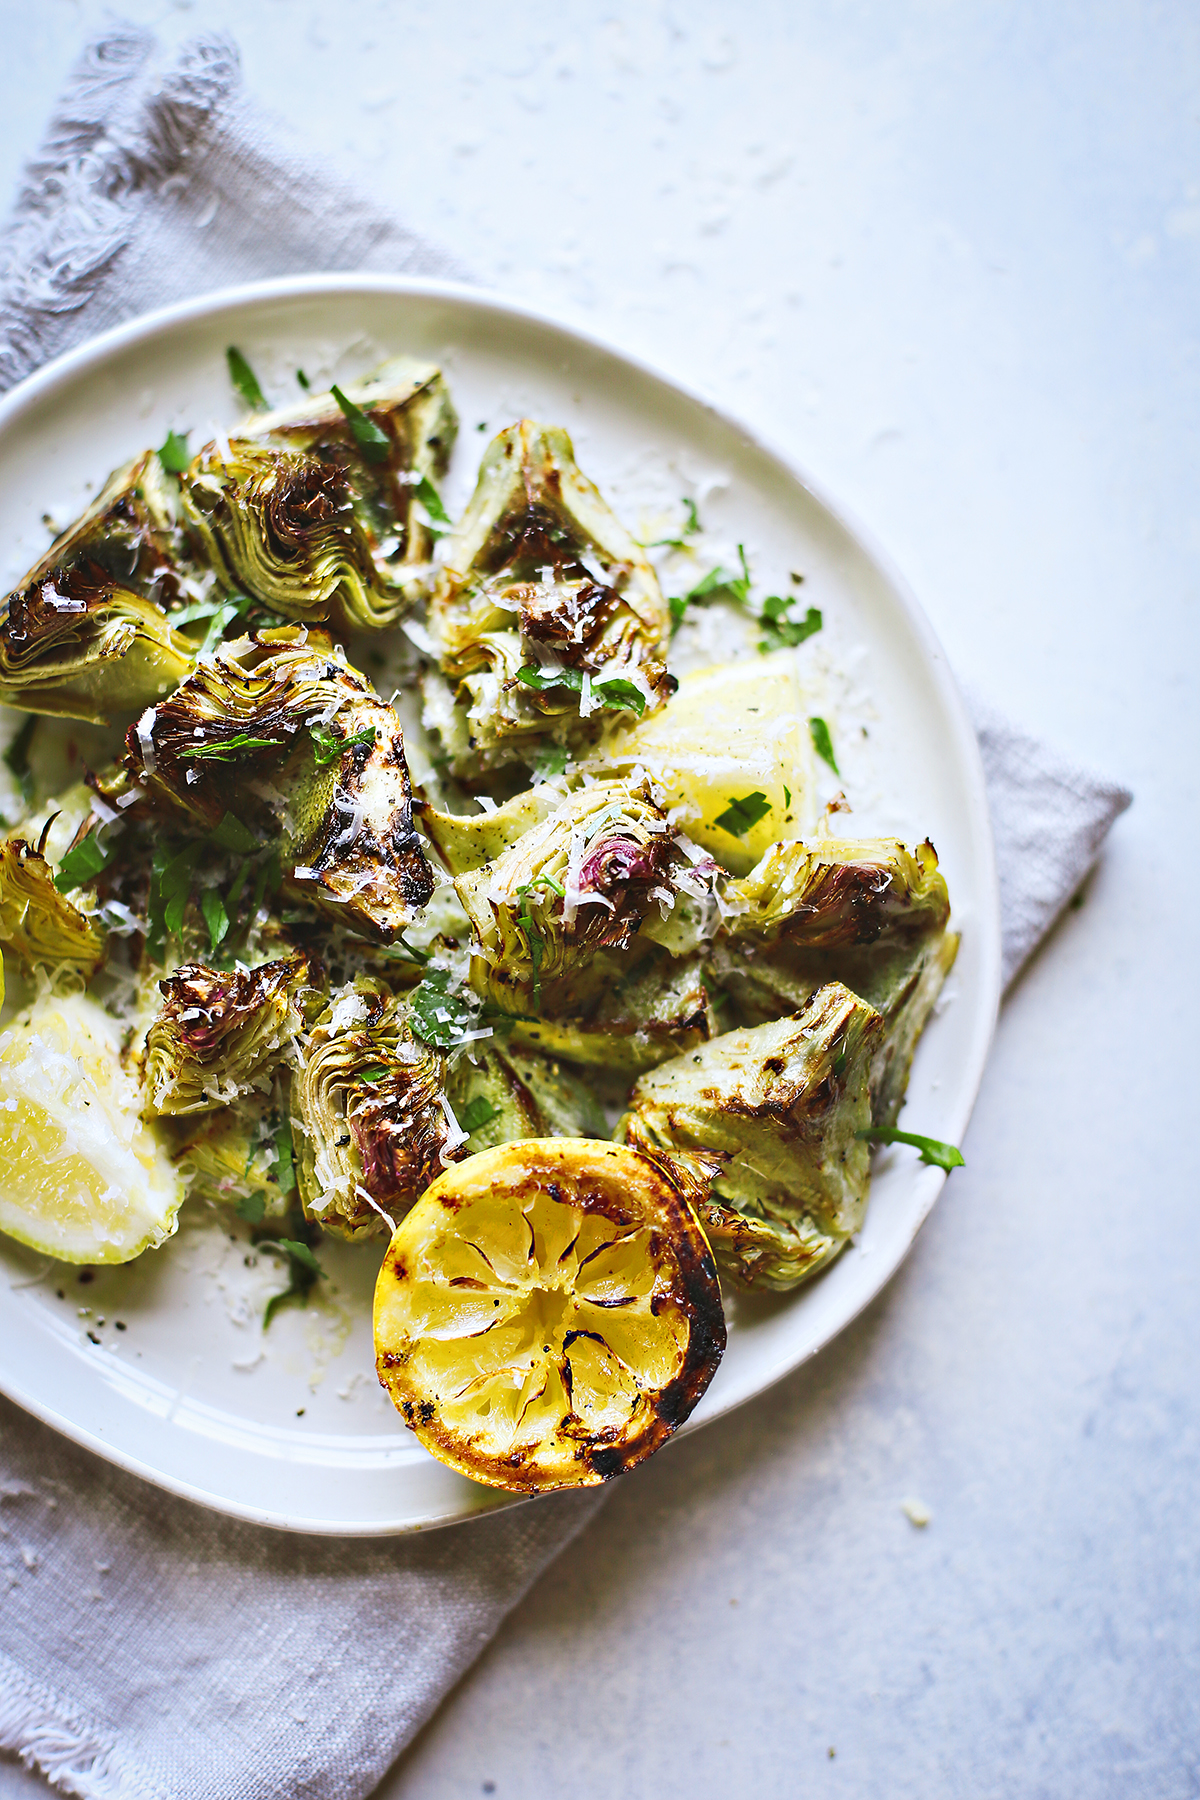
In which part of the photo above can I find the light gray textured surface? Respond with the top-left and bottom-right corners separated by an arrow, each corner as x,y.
0,4 -> 1194,1798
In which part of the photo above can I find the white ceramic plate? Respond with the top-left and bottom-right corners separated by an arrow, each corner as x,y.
0,276 -> 1000,1534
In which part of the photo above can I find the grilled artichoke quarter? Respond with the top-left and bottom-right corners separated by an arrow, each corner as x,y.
424,420 -> 673,774
179,361 -> 456,632
712,835 -> 958,1127
374,1138 -> 726,1492
0,837 -> 106,977
452,775 -> 719,1069
293,977 -> 606,1240
618,983 -> 885,1292
124,627 -> 433,940
140,954 -> 322,1116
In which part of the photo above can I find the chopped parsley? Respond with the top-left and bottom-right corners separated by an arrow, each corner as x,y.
309,722 -> 376,766
856,1127 -> 964,1172
178,733 -> 285,761
200,888 -> 229,952
356,1064 -> 390,1084
156,430 -> 191,475
714,791 -> 771,838
515,666 -> 645,714
262,1237 -> 323,1328
516,664 -> 583,695
329,385 -> 390,464
235,1192 -> 266,1224
54,833 -> 115,894
209,811 -> 259,854
274,1118 -> 296,1194
646,496 -> 702,549
3,714 -> 36,806
459,1096 -> 500,1134
758,598 -> 822,653
809,716 -> 839,774
226,346 -> 267,412
146,840 -> 203,949
413,473 -> 450,526
296,369 -> 311,391
533,743 -> 569,779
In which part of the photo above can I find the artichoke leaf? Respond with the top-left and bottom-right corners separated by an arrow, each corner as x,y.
124,628 -> 434,940
419,783 -> 565,875
165,1087 -> 294,1217
509,948 -> 715,1073
141,953 -> 322,1116
426,420 -> 673,772
0,837 -> 106,976
617,982 -> 885,1291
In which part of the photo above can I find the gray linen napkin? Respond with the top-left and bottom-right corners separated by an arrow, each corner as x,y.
0,26 -> 1131,1800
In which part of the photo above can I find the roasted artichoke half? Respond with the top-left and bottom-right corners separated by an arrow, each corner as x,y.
0,836 -> 106,976
712,835 -> 957,1126
179,362 -> 456,632
124,627 -> 433,940
294,977 -> 608,1241
456,776 -> 694,1009
618,982 -> 885,1291
141,954 -> 321,1116
425,420 -> 673,773
374,1138 -> 726,1491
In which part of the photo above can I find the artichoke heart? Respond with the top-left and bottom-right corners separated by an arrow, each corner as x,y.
0,837 -> 106,976
454,776 -> 707,1020
715,835 -> 957,1126
124,627 -> 434,940
141,953 -> 320,1115
0,565 -> 196,725
426,420 -> 673,772
242,358 -> 456,597
618,983 -> 885,1292
294,980 -> 456,1241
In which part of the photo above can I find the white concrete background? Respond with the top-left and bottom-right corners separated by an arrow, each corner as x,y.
1,3 -> 1197,1797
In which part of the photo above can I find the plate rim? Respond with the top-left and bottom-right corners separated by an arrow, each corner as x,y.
0,272 -> 1002,1534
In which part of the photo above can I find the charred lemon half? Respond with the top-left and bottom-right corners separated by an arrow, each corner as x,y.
373,1137 -> 725,1492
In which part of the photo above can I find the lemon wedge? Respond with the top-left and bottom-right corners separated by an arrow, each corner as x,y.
602,650 -> 814,873
0,988 -> 184,1263
374,1138 -> 725,1491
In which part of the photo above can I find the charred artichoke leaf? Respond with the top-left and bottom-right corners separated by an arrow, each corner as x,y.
241,358 -> 456,594
419,783 -> 565,875
142,953 -> 320,1116
717,835 -> 955,1126
0,837 -> 106,975
294,979 -> 456,1241
0,564 -> 196,725
426,420 -> 673,772
124,627 -> 433,940
455,776 -> 705,1019
617,982 -> 885,1291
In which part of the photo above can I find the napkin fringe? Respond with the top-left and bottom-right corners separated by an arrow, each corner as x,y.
0,25 -> 239,392
0,1655 -> 134,1800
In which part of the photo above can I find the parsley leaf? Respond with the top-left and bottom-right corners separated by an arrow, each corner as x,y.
714,791 -> 771,838
408,967 -> 498,1050
376,936 -> 430,965
647,496 -> 702,549
146,840 -> 204,947
296,369 -> 311,391
357,1065 -> 390,1084
516,664 -> 584,694
413,473 -> 450,525
758,600 -> 823,653
533,743 -> 569,779
3,714 -> 36,806
329,384 -> 390,464
226,346 -> 267,411
459,1096 -> 500,1134
274,1118 -> 296,1195
262,1237 -> 323,1328
54,833 -> 114,893
200,888 -> 229,952
235,1192 -> 266,1224
592,677 -> 646,716
179,733 -> 285,761
809,716 -> 839,774
157,430 -> 191,475
209,811 -> 259,854
309,722 -> 376,766
857,1127 -> 965,1172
